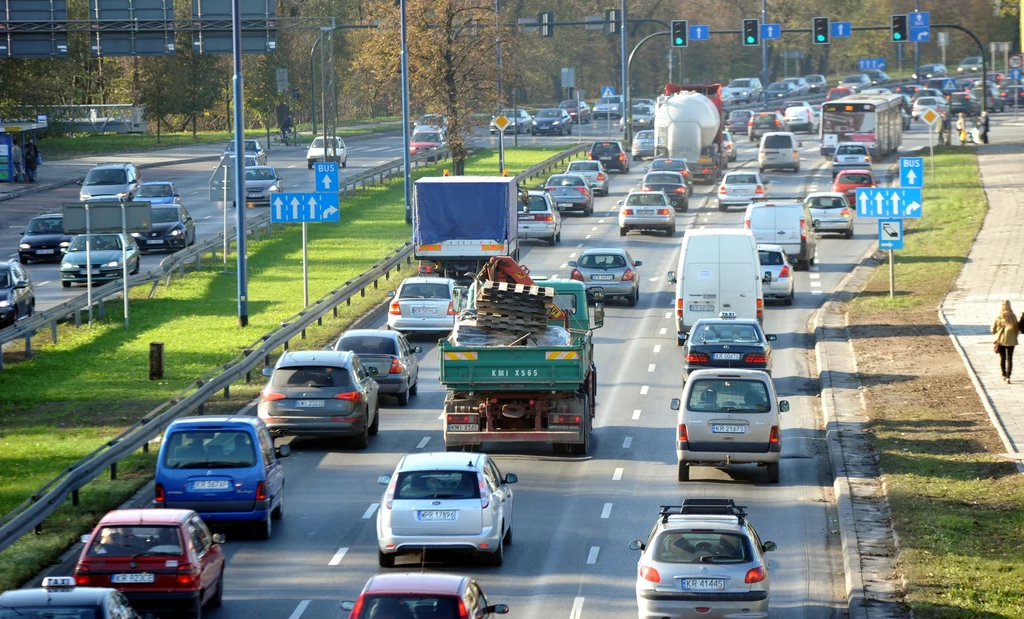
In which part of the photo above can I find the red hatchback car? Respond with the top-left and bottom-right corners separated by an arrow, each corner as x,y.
832,169 -> 876,207
343,573 -> 509,619
74,509 -> 226,619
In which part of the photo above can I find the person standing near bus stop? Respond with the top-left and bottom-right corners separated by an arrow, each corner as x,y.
23,138 -> 38,182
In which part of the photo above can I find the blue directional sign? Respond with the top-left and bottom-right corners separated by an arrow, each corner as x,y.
855,188 -> 923,219
831,21 -> 851,38
940,78 -> 958,92
899,157 -> 924,188
271,193 -> 341,223
858,58 -> 887,71
314,162 -> 338,193
878,220 -> 904,250
601,86 -> 615,98
908,11 -> 930,42
761,24 -> 780,40
1011,68 -> 1022,81
688,24 -> 709,41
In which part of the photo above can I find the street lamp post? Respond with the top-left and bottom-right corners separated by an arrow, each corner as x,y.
620,0 -> 629,144
400,0 -> 413,224
761,0 -> 768,90
230,0 -> 248,327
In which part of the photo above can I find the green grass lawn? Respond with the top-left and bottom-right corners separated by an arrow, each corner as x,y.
0,145 -> 570,593
847,148 -> 1024,617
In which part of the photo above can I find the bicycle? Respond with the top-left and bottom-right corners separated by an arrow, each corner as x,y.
271,127 -> 295,146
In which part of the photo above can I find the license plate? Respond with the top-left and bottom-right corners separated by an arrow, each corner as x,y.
91,269 -> 101,275
147,239 -> 164,245
713,353 -> 742,361
638,209 -> 655,215
557,203 -> 572,208
417,510 -> 457,521
111,573 -> 155,584
36,249 -> 55,255
447,424 -> 477,431
681,578 -> 726,591
711,424 -> 747,434
599,157 -> 612,161
688,305 -> 714,312
412,307 -> 434,316
734,188 -> 750,194
591,274 -> 614,281
193,480 -> 230,490
296,400 -> 326,408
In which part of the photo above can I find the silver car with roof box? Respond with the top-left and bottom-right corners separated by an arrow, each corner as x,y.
568,247 -> 642,306
387,277 -> 460,333
565,160 -> 610,196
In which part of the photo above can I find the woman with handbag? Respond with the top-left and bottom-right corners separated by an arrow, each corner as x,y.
991,300 -> 1020,383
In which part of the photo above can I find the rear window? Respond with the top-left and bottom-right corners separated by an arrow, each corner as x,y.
729,111 -> 752,120
806,196 -> 847,209
835,145 -> 866,156
691,324 -> 762,344
753,115 -> 777,127
87,525 -> 183,557
0,610 -> 99,619
838,173 -> 873,185
163,429 -> 258,469
590,143 -> 621,155
335,335 -> 397,356
763,135 -> 793,149
645,172 -> 682,184
579,253 -> 626,269
758,250 -> 785,266
519,195 -> 552,213
271,365 -> 354,389
651,159 -> 687,171
625,193 -> 667,206
687,378 -> 771,413
568,162 -> 600,172
652,531 -> 753,564
394,470 -> 480,500
547,175 -> 585,187
399,283 -> 451,299
353,596 -> 461,619
725,174 -> 758,185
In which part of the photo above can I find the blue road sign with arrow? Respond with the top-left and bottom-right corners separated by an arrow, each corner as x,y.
878,219 -> 904,250
909,11 -> 930,42
314,162 -> 338,193
1011,68 -> 1022,81
831,21 -> 851,38
689,24 -> 709,40
271,193 -> 340,223
858,58 -> 887,71
899,157 -> 924,188
856,188 -> 923,219
760,24 -> 780,40
601,86 -> 615,98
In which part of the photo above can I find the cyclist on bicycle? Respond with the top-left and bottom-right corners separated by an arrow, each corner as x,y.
280,114 -> 295,144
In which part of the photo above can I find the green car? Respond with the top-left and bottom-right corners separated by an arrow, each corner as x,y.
60,233 -> 141,288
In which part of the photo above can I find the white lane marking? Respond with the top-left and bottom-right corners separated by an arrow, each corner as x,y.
37,280 -> 51,286
203,215 -> 212,220
6,253 -> 15,258
289,184 -> 303,188
328,547 -> 349,566
585,234 -> 592,239
551,274 -> 561,280
601,503 -> 613,519
591,226 -> 597,231
570,597 -> 585,619
659,327 -> 667,335
632,409 -> 641,420
809,273 -> 821,279
362,503 -> 379,519
640,385 -> 649,395
577,243 -> 584,248
648,277 -> 659,282
598,219 -> 605,223
648,364 -> 656,372
812,290 -> 824,295
623,436 -> 633,448
664,311 -> 671,318
416,437 -> 430,449
612,468 -> 623,481
560,263 -> 567,269
810,281 -> 822,288
287,600 -> 311,619
366,146 -> 391,152
287,164 -> 297,169
438,412 -> 445,420
587,546 -> 600,564
653,345 -> 662,353
569,252 -> 577,258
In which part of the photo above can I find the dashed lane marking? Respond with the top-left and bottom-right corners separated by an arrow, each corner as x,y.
632,409 -> 641,420
287,600 -> 310,619
653,345 -> 661,353
577,243 -> 584,248
659,328 -> 667,335
570,597 -> 584,619
612,468 -> 623,481
362,503 -> 379,519
591,226 -> 597,231
601,503 -> 613,519
416,437 -> 430,449
587,546 -> 600,564
328,547 -> 348,566
560,263 -> 567,269
648,364 -> 656,372
623,436 -> 633,448
585,234 -> 592,239
640,385 -> 649,395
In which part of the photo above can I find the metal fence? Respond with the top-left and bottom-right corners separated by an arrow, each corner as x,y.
0,143 -> 588,555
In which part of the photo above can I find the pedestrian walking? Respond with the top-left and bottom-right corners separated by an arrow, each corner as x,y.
980,110 -> 990,144
955,113 -> 967,146
992,300 -> 1020,383
11,142 -> 23,182
22,138 -> 38,183
936,112 -> 948,146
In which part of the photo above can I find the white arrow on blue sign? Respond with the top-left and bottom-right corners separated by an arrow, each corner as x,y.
601,86 -> 615,97
271,193 -> 341,223
314,162 -> 338,193
878,219 -> 904,250
855,188 -> 923,218
689,24 -> 709,40
1011,68 -> 1022,81
899,157 -> 924,188
909,11 -> 929,29
858,58 -> 887,71
831,21 -> 851,38
760,24 -> 780,40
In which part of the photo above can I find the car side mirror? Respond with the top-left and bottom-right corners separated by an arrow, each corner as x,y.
261,366 -> 274,377
670,398 -> 681,411
60,248 -> 68,254
634,260 -> 643,267
174,193 -> 180,198
378,474 -> 392,485
76,180 -> 83,186
15,281 -> 28,289
212,533 -> 226,544
275,445 -> 290,458
80,534 -> 91,543
779,400 -> 790,413
799,141 -> 804,147
617,200 -> 624,205
588,287 -> 605,304
592,303 -> 605,329
763,271 -> 773,283
368,366 -> 380,376
567,260 -> 577,268
340,602 -> 355,612
667,270 -> 677,284
762,541 -> 777,553
412,346 -> 423,354
485,605 -> 509,615
628,540 -> 645,551
767,334 -> 777,341
763,179 -> 771,185
504,473 -> 518,484
19,229 -> 25,235
643,166 -> 650,172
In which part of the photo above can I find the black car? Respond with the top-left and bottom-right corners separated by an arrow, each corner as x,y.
647,158 -> 694,193
640,171 -> 689,212
588,141 -> 629,173
133,204 -> 196,253
18,212 -> 73,263
949,92 -> 981,116
681,317 -> 776,380
331,329 -> 422,405
0,577 -> 139,618
0,260 -> 34,328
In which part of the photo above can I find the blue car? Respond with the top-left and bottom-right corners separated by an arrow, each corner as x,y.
531,108 -> 574,135
136,181 -> 180,205
154,417 -> 289,539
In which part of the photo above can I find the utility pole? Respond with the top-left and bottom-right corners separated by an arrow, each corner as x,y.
496,0 -> 504,173
400,0 -> 413,223
620,0 -> 629,144
761,0 -> 768,89
230,0 -> 248,327
914,0 -> 921,81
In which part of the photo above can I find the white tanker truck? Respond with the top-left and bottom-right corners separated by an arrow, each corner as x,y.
653,84 -> 727,183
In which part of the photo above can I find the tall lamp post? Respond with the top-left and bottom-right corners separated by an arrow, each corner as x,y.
620,0 -> 629,144
230,0 -> 248,327
400,0 -> 413,224
761,0 -> 768,90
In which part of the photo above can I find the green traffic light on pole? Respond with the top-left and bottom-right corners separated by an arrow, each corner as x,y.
890,14 -> 908,42
670,20 -> 687,47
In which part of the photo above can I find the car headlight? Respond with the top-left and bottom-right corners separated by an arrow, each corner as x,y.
268,185 -> 280,192
19,243 -> 30,249
130,232 -> 142,238
532,120 -> 538,125
60,241 -> 70,248
104,261 -> 121,268
552,121 -> 560,125
116,192 -> 130,201
0,300 -> 10,308
742,91 -> 749,96
170,229 -> 183,236
61,263 -> 77,270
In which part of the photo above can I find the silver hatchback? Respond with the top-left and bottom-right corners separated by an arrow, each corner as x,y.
564,160 -> 610,196
517,191 -> 562,246
618,191 -> 677,237
756,244 -> 794,305
717,171 -> 767,211
805,191 -> 854,238
544,174 -> 593,216
830,142 -> 871,180
568,248 -> 642,306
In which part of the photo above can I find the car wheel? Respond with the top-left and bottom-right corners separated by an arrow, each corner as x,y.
188,595 -> 203,619
785,292 -> 795,306
396,386 -> 410,406
619,227 -> 627,237
254,511 -> 272,540
766,462 -> 780,484
409,380 -> 418,396
351,420 -> 370,449
718,201 -> 728,212
307,162 -> 313,169
555,231 -> 561,242
483,537 -> 504,566
547,234 -> 556,246
378,549 -> 396,568
19,255 -> 30,264
845,227 -> 854,239
503,520 -> 513,545
272,491 -> 284,519
342,159 -> 347,168
666,225 -> 676,237
62,281 -> 71,288
677,461 -> 690,482
368,403 -> 381,435
530,130 -> 536,136
209,569 -> 224,608
793,164 -> 800,173
130,259 -> 140,275
628,288 -> 639,307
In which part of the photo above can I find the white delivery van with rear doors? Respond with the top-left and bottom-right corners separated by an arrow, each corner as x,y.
666,229 -> 766,346
744,199 -> 817,270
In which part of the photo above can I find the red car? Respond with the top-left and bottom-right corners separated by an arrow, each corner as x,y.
343,573 -> 509,619
825,87 -> 853,101
832,169 -> 876,206
74,509 -> 226,619
409,130 -> 445,156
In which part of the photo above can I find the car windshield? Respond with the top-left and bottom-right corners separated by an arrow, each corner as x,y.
729,111 -> 752,120
597,97 -> 618,105
26,218 -> 63,234
625,193 -> 667,206
86,525 -> 183,557
84,169 -> 127,185
536,109 -> 561,118
163,429 -> 258,468
579,253 -> 626,269
839,173 -> 873,185
244,140 -> 259,152
635,130 -> 654,140
766,84 -> 788,92
651,159 -> 686,171
915,97 -> 937,105
842,75 -> 864,83
558,100 -> 577,108
728,79 -> 752,87
67,235 -> 122,252
0,609 -> 100,619
962,57 -> 981,64
352,596 -> 464,619
335,335 -> 397,356
633,106 -> 652,115
836,145 -> 866,156
413,132 -> 441,142
653,531 -> 752,564
519,195 -> 551,213
645,172 -> 682,184
763,135 -> 792,149
688,378 -> 771,412
417,116 -> 441,125
151,208 -> 180,224
753,115 -> 777,126
400,283 -> 450,299
138,184 -> 173,198
725,173 -> 758,185
806,196 -> 847,209
394,470 -> 480,500
245,168 -> 276,181
758,251 -> 785,266
547,175 -> 584,187
568,162 -> 600,172
271,365 -> 353,389
0,270 -> 11,288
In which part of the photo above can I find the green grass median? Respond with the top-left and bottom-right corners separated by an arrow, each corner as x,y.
847,148 -> 1024,617
0,145 -> 569,592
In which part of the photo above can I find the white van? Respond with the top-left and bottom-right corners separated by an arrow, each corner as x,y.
744,200 -> 817,270
666,229 -> 765,345
758,131 -> 802,172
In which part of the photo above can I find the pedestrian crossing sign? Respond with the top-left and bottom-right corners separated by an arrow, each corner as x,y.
601,86 -> 615,98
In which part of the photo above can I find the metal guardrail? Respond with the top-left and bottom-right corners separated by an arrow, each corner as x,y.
0,144 -> 588,556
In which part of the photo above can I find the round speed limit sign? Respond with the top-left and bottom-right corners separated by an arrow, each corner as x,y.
1010,54 -> 1023,70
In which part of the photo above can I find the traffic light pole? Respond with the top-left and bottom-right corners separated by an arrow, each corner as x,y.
761,0 -> 768,95
620,0 -> 629,145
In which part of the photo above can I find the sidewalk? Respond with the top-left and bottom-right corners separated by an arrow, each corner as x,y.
940,141 -> 1024,463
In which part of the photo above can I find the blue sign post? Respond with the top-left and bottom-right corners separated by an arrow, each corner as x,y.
601,86 -> 615,98
899,157 -> 924,188
855,187 -> 923,218
831,21 -> 851,38
858,58 -> 887,71
314,161 -> 339,193
878,219 -> 904,250
909,11 -> 930,42
760,24 -> 780,40
688,24 -> 709,41
1011,68 -> 1022,81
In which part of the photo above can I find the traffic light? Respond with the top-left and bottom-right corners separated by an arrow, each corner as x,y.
742,19 -> 759,46
606,9 -> 619,35
671,20 -> 688,47
813,17 -> 830,44
890,14 -> 908,42
539,12 -> 553,38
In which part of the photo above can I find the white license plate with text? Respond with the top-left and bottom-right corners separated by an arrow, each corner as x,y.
111,573 -> 155,584
296,400 -> 326,408
417,510 -> 457,521
681,578 -> 725,591
711,424 -> 747,433
193,480 -> 230,490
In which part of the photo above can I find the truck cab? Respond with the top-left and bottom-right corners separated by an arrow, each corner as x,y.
458,278 -> 604,331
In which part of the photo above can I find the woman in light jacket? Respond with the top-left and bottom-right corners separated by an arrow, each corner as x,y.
992,300 -> 1020,383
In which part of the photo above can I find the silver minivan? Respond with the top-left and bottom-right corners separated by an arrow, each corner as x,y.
744,200 -> 816,270
758,132 -> 801,173
78,162 -> 142,202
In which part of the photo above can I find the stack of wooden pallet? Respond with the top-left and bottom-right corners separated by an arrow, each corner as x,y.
474,280 -> 554,335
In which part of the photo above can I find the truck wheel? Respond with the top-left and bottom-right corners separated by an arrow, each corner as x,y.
569,429 -> 590,456
677,461 -> 690,482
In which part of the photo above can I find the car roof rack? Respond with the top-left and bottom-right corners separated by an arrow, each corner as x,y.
659,499 -> 747,525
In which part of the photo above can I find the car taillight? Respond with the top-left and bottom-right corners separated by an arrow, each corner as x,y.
155,483 -> 165,502
779,265 -> 790,279
657,208 -> 671,215
619,153 -> 626,161
571,269 -> 584,282
389,301 -> 401,315
757,298 -> 764,321
348,595 -> 366,619
755,185 -> 765,195
389,358 -> 403,374
792,152 -> 799,159
537,214 -> 553,222
261,390 -> 285,402
587,153 -> 594,160
676,298 -> 683,317
621,269 -> 635,282
74,565 -> 90,585
678,424 -> 688,442
775,119 -> 781,126
841,208 -> 850,217
457,598 -> 470,619
682,170 -> 689,177
384,475 -> 398,509
744,218 -> 751,229
478,472 -> 489,509
745,353 -> 768,364
176,565 -> 200,585
745,566 -> 767,583
641,185 -> 651,191
640,566 -> 661,582
255,481 -> 267,500
597,173 -> 605,180
747,118 -> 753,126
800,218 -> 808,241
686,352 -> 708,363
770,426 -> 780,443
623,208 -> 635,215
577,187 -> 589,196
719,185 -> 727,194
865,155 -> 871,163
335,391 -> 363,402
673,186 -> 685,193
447,301 -> 455,316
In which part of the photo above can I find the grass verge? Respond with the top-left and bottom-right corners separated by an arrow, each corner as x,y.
0,145 -> 570,593
845,147 -> 1024,617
